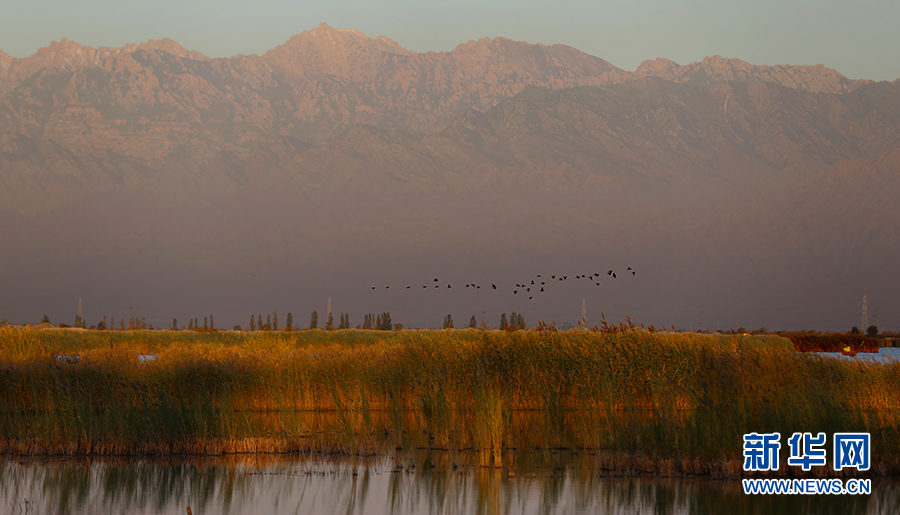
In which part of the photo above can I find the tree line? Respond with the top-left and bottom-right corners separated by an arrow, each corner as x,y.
41,310 -> 530,332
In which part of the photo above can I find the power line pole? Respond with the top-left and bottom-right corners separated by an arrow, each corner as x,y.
862,295 -> 868,330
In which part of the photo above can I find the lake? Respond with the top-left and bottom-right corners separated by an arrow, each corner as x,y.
814,346 -> 900,363
1,451 -> 896,515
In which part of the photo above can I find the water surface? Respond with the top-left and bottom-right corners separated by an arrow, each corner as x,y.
1,451 -> 896,515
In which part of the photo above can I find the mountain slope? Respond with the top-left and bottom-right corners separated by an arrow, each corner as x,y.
0,29 -> 896,330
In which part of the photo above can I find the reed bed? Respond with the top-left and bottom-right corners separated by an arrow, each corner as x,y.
1,326 -> 899,475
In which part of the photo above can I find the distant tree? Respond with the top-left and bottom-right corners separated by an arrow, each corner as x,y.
250,315 -> 257,331
867,325 -> 879,337
210,315 -> 214,330
189,319 -> 194,330
286,312 -> 293,330
257,314 -> 263,331
310,310 -> 319,329
376,312 -> 392,331
233,325 -> 241,331
273,311 -> 278,331
851,326 -> 860,335
172,318 -> 178,330
443,314 -> 454,329
204,317 -> 209,330
508,312 -> 525,330
363,314 -> 374,330
96,319 -> 106,330
41,314 -> 50,325
266,315 -> 271,330
469,315 -> 477,328
500,313 -> 508,330
339,313 -> 350,329
120,320 -> 125,331
326,312 -> 334,330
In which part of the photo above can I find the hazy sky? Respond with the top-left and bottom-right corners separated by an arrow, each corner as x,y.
2,0 -> 898,81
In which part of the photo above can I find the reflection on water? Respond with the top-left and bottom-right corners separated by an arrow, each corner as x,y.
1,452 -> 897,515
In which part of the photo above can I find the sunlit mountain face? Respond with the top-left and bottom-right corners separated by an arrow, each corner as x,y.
1,24 -> 897,331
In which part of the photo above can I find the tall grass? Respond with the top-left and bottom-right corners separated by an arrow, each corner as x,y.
1,326 -> 898,474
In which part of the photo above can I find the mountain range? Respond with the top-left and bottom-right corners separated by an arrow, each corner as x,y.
0,24 -> 897,330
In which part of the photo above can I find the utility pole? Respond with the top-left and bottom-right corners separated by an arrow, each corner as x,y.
862,295 -> 868,330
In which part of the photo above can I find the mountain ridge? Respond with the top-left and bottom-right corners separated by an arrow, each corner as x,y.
1,27 -> 898,330
0,25 -> 874,158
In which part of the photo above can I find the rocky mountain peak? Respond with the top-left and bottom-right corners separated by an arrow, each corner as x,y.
0,49 -> 12,78
134,38 -> 208,60
262,23 -> 417,77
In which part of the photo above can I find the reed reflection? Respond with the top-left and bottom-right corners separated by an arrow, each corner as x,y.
0,453 -> 897,515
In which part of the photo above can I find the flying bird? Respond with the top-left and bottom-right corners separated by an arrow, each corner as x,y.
492,284 -> 497,289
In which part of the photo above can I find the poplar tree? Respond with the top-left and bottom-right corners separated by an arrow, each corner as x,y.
469,315 -> 476,328
500,313 -> 508,330
273,311 -> 278,331
326,312 -> 334,330
250,315 -> 256,331
376,312 -> 392,330
310,310 -> 318,329
286,312 -> 293,330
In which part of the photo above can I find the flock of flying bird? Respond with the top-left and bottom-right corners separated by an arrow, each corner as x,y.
371,269 -> 635,300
